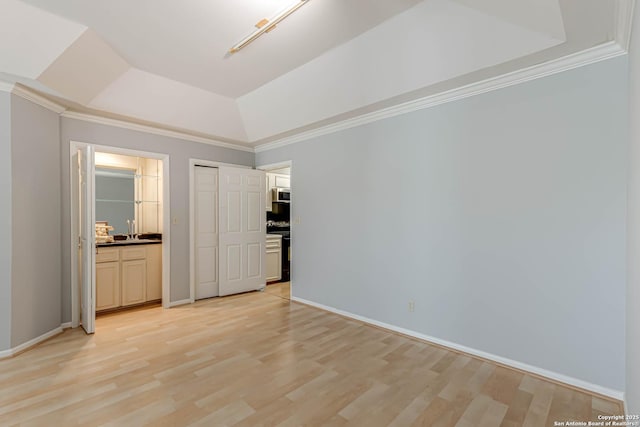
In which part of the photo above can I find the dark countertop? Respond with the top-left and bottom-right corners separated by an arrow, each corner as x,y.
96,239 -> 162,247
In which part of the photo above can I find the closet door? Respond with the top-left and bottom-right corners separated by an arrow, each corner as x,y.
194,166 -> 219,299
218,167 -> 266,296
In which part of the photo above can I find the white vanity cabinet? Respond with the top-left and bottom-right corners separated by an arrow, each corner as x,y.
96,259 -> 120,311
96,243 -> 162,312
121,247 -> 147,306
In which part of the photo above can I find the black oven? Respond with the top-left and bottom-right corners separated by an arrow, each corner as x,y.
281,233 -> 290,281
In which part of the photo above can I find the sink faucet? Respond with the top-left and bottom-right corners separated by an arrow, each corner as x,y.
126,219 -> 136,240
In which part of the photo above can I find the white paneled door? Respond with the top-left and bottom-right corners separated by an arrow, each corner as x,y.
195,166 -> 219,299
79,145 -> 96,334
219,167 -> 266,296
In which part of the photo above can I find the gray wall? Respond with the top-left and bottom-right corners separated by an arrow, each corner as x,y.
60,118 -> 254,321
0,91 -> 12,351
257,57 -> 628,392
627,2 -> 640,413
10,95 -> 62,347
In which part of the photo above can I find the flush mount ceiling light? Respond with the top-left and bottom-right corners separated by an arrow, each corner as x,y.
229,0 -> 311,54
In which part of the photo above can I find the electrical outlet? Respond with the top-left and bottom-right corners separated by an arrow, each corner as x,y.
408,301 -> 415,312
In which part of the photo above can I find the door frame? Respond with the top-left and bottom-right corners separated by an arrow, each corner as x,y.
256,160 -> 293,298
188,158 -> 251,303
69,141 -> 172,328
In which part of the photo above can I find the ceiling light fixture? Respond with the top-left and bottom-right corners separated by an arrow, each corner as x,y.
229,0 -> 311,54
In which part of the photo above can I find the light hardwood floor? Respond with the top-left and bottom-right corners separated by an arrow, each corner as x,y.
0,290 -> 622,426
264,281 -> 291,300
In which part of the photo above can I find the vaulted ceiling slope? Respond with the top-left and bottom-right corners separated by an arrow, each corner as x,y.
0,0 -> 627,149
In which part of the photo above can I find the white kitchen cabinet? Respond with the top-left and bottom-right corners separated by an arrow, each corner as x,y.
266,234 -> 282,282
265,173 -> 291,211
273,174 -> 290,189
96,261 -> 120,311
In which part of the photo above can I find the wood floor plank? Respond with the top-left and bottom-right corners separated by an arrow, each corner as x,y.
500,389 -> 534,427
0,289 -> 623,426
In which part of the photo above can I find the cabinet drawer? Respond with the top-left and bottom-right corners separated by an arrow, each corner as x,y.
96,248 -> 119,263
121,246 -> 147,261
266,240 -> 281,249
266,236 -> 282,248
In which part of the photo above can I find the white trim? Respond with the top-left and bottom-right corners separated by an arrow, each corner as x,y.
161,156 -> 171,309
255,41 -> 626,153
188,158 -> 254,304
0,81 -> 15,93
189,160 -> 196,305
188,160 -> 197,305
60,322 -> 72,329
291,296 -> 625,401
11,85 -> 67,114
616,0 -> 637,51
168,298 -> 192,308
0,326 -> 63,359
62,111 -> 254,153
69,141 -> 87,329
256,160 -> 293,172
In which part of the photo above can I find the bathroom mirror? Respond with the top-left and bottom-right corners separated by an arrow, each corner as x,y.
94,153 -> 163,236
95,167 -> 135,235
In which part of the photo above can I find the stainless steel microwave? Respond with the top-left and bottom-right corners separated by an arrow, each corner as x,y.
272,187 -> 291,203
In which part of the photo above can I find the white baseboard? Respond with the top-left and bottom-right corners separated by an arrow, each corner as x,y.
291,296 -> 624,401
60,322 -> 72,329
168,298 -> 192,308
0,326 -> 64,360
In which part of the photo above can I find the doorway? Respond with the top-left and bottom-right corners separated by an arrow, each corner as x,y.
70,142 -> 171,333
258,161 -> 293,301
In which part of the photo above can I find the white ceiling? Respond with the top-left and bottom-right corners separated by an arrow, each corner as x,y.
0,0 -> 625,148
16,0 -> 424,97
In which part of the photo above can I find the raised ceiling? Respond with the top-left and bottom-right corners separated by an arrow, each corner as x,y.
0,0 -> 627,149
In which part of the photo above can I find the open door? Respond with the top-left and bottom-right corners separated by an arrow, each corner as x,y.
219,167 -> 266,296
79,145 -> 96,334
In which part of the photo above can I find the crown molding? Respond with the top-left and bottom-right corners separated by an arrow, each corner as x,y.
61,111 -> 255,153
255,41 -> 626,153
2,79 -> 254,153
11,85 -> 67,114
616,0 -> 636,51
0,81 -> 15,93
0,80 -> 67,113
